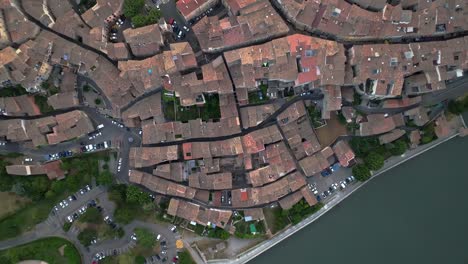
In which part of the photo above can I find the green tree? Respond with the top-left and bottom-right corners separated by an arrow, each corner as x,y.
126,185 -> 151,204
116,227 -> 125,238
131,14 -> 148,28
364,152 -> 384,171
350,137 -> 380,157
108,184 -> 127,204
146,8 -> 161,23
63,222 -> 72,232
135,255 -> 146,264
123,0 -> 144,18
94,98 -> 102,105
97,170 -> 113,186
207,227 -> 230,240
77,228 -> 97,246
79,207 -> 102,224
352,164 -> 371,181
389,139 -> 408,156
448,100 -> 464,114
134,227 -> 156,248
114,206 -> 135,224
83,84 -> 91,92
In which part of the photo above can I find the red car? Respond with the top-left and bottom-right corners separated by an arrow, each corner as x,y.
168,18 -> 175,25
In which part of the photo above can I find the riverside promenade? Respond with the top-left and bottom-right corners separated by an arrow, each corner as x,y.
206,116 -> 466,264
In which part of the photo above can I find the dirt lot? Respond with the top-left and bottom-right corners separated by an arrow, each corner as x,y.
315,112 -> 348,146
0,192 -> 31,219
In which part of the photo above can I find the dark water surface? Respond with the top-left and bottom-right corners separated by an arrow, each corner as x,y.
249,136 -> 468,264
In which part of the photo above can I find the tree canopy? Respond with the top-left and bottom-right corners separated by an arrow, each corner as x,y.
134,227 -> 156,248
79,207 -> 102,224
126,185 -> 151,204
352,164 -> 371,181
123,0 -> 144,18
364,152 -> 384,171
77,228 -> 97,246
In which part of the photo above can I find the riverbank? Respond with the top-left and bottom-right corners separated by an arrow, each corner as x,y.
207,116 -> 465,264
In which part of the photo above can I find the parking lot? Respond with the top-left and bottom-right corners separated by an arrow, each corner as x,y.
90,221 -> 180,264
306,164 -> 357,203
49,185 -> 113,229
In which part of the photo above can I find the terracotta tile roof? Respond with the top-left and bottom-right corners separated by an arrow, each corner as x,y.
299,147 -> 334,176
193,0 -> 289,51
167,198 -> 232,228
123,25 -> 164,57
231,171 -> 306,208
129,146 -> 179,168
332,140 -> 355,167
130,170 -> 196,199
378,129 -> 406,144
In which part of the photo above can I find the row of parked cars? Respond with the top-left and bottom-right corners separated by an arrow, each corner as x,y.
47,150 -> 73,161
53,185 -> 91,214
80,140 -> 111,153
66,199 -> 100,224
187,7 -> 214,25
168,19 -> 188,40
320,176 -> 356,200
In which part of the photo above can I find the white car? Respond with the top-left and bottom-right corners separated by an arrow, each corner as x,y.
118,158 -> 122,164
24,158 -> 32,162
67,216 -> 73,223
170,225 -> 177,232
183,25 -> 190,32
131,233 -> 137,241
0,142 -> 6,146
156,234 -> 161,241
117,165 -> 121,172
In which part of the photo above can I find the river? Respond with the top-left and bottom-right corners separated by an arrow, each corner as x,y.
249,135 -> 468,264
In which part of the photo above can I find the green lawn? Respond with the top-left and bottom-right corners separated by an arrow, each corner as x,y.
0,237 -> 81,264
179,250 -> 196,264
0,192 -> 31,219
248,84 -> 268,104
234,220 -> 266,239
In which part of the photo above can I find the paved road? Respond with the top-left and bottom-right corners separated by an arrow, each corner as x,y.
422,75 -> 468,106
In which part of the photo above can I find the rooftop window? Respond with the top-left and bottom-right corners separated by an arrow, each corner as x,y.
305,49 -> 317,57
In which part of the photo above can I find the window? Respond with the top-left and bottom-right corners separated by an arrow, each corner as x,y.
305,49 -> 317,57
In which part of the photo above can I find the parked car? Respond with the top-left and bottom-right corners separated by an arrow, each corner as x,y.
131,233 -> 137,240
170,225 -> 177,232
